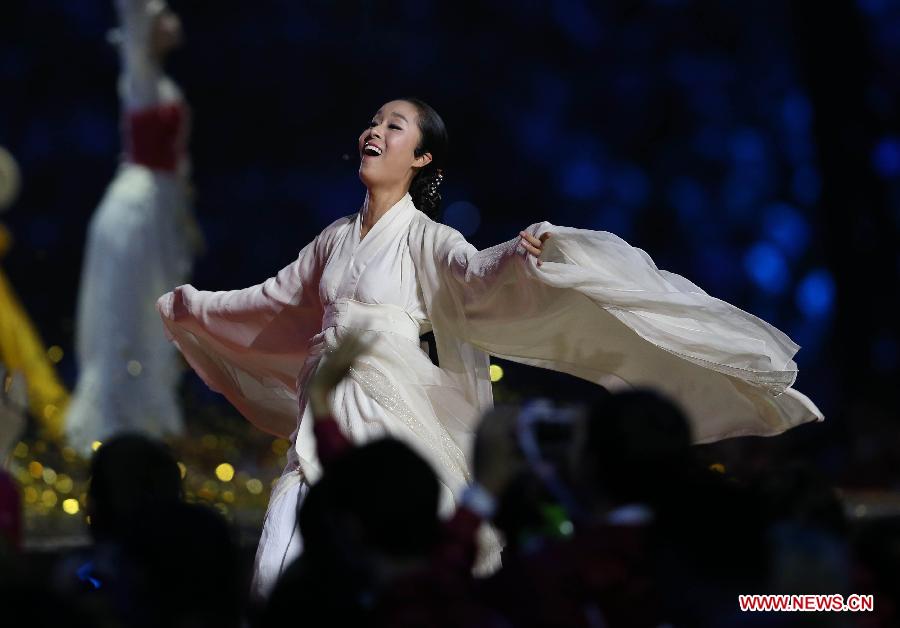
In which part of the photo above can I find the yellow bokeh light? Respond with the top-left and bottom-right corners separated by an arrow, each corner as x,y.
41,489 -> 58,507
215,463 -> 235,482
47,345 -> 64,363
13,442 -> 28,458
245,479 -> 263,495
62,499 -> 80,515
222,490 -> 235,503
489,364 -> 504,382
28,461 -> 44,479
23,487 -> 38,504
271,439 -> 290,456
55,474 -> 74,494
91,441 -> 102,452
42,467 -> 58,485
177,462 -> 187,479
126,360 -> 143,376
43,404 -> 58,420
61,446 -> 77,462
709,463 -> 726,474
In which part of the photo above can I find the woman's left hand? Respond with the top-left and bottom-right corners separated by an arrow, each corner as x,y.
309,332 -> 371,420
519,230 -> 551,266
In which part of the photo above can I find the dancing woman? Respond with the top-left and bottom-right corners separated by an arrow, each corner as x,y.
158,98 -> 823,596
67,0 -> 198,454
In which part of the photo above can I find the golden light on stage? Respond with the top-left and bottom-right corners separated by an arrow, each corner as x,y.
91,441 -> 102,452
215,463 -> 235,482
245,478 -> 263,495
62,499 -> 80,515
489,364 -> 504,382
55,474 -> 74,494
47,345 -> 64,363
13,442 -> 28,458
42,467 -> 57,485
41,489 -> 57,507
28,461 -> 43,479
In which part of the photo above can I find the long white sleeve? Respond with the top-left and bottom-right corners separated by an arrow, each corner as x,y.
157,238 -> 325,437
421,218 -> 822,443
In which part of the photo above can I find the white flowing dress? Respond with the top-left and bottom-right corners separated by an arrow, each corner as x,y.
157,192 -> 823,597
66,0 -> 194,454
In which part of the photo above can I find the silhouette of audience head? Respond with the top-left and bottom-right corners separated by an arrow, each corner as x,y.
577,389 -> 694,509
124,501 -> 242,628
265,438 -> 441,627
87,433 -> 183,542
304,438 -> 440,561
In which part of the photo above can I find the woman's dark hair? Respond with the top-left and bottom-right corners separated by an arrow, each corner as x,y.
401,97 -> 448,219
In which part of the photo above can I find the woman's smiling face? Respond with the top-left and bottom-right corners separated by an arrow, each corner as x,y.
358,100 -> 431,189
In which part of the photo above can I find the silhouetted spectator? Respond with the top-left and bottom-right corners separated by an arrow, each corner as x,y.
87,433 -> 183,543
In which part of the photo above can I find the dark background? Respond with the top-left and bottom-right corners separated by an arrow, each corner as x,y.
1,0 -> 898,489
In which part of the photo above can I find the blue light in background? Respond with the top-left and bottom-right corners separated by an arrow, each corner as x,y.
668,177 -> 705,223
512,111 -> 560,165
68,110 -> 117,158
609,164 -> 650,208
795,269 -> 836,318
781,91 -> 812,132
723,172 -> 760,220
693,125 -> 729,161
792,164 -> 821,206
858,0 -> 891,16
560,157 -> 603,200
872,137 -> 900,178
763,202 -> 811,259
550,0 -> 602,48
744,242 -> 790,294
589,205 -> 633,239
443,201 -> 482,237
694,246 -> 740,297
730,128 -> 767,165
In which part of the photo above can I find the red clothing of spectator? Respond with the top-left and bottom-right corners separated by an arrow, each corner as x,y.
479,520 -> 662,628
0,469 -> 22,552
